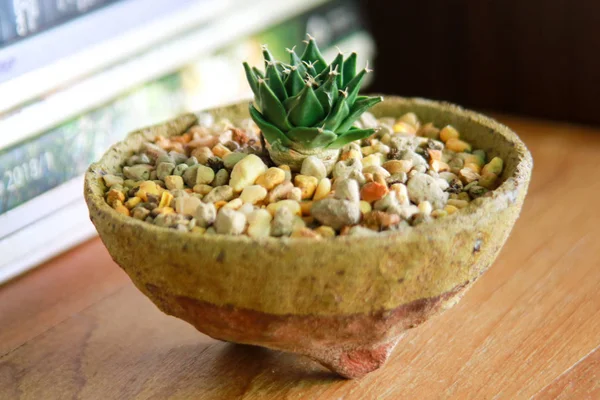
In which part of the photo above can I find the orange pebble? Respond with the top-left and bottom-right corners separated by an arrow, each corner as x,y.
360,182 -> 388,203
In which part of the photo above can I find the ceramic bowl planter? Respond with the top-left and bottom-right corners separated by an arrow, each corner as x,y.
84,96 -> 532,378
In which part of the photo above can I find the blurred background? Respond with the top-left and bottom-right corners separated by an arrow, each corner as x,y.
0,0 -> 595,281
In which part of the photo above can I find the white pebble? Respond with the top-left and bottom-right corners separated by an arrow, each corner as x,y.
195,202 -> 216,228
214,208 -> 246,235
300,156 -> 327,180
176,196 -> 202,215
247,209 -> 272,238
240,185 -> 268,204
229,154 -> 268,192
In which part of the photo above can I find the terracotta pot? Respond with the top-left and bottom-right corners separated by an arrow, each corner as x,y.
84,97 -> 532,379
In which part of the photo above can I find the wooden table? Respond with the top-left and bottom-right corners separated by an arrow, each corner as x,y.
1,116 -> 599,399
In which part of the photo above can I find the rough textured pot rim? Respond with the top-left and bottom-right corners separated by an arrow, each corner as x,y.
84,96 -> 532,244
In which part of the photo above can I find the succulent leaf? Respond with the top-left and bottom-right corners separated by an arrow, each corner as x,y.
300,38 -> 327,74
284,67 -> 305,97
329,53 -> 345,88
326,128 -> 376,149
344,67 -> 368,105
342,52 -> 357,87
324,95 -> 350,131
286,127 -> 337,149
287,84 -> 326,127
314,74 -> 338,113
265,64 -> 287,102
249,105 -> 293,147
259,81 -> 292,131
243,62 -> 260,101
252,66 -> 265,79
336,96 -> 384,133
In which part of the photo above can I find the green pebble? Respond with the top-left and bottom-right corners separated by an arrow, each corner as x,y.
173,163 -> 189,176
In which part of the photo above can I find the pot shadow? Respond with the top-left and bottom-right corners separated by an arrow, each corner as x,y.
134,340 -> 344,398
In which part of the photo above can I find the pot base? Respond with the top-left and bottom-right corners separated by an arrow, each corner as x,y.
144,281 -> 470,378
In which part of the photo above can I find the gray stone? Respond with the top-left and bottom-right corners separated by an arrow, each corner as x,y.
406,173 -> 448,209
311,198 -> 361,230
334,179 -> 360,203
271,207 -> 294,237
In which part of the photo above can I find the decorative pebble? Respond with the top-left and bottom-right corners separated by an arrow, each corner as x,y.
256,167 -> 286,190
214,208 -> 246,235
195,202 -> 216,228
334,179 -> 360,203
294,175 -> 319,200
311,199 -> 361,230
164,175 -> 184,190
300,156 -> 327,180
240,185 -> 268,204
247,209 -> 272,238
203,185 -> 234,203
313,178 -> 332,201
271,207 -> 294,237
406,173 -> 448,209
360,182 -> 388,203
229,154 -> 268,192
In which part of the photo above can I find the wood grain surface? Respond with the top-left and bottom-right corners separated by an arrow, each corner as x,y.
1,116 -> 599,399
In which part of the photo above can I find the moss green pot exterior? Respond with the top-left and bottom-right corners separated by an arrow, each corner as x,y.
84,97 -> 532,378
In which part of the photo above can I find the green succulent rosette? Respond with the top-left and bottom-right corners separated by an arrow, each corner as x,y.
243,36 -> 383,152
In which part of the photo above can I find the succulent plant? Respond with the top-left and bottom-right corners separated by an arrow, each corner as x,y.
243,35 -> 383,153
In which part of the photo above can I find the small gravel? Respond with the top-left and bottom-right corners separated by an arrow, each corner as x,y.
103,112 -> 505,237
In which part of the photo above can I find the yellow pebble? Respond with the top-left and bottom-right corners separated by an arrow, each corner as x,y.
214,200 -> 227,210
341,149 -> 363,161
446,138 -> 472,153
279,164 -> 292,181
313,178 -> 332,201
458,192 -> 471,201
431,209 -> 448,218
106,188 -> 125,206
256,167 -> 286,190
479,172 -> 499,189
359,200 -> 372,214
191,226 -> 206,235
158,191 -> 174,209
222,198 -> 243,210
440,125 -> 460,142
382,160 -> 413,174
294,175 -> 318,200
444,205 -> 459,215
315,225 -> 336,237
135,189 -> 147,202
447,199 -> 469,209
139,181 -> 159,196
125,196 -> 141,209
114,202 -> 130,216
266,199 -> 301,216
464,162 -> 481,174
211,143 -> 231,158
462,154 -> 485,167
398,112 -> 420,129
193,184 -> 213,195
430,160 -> 450,173
418,201 -> 433,215
159,207 -> 175,215
300,201 -> 313,216
393,121 -> 416,135
482,157 -> 504,176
